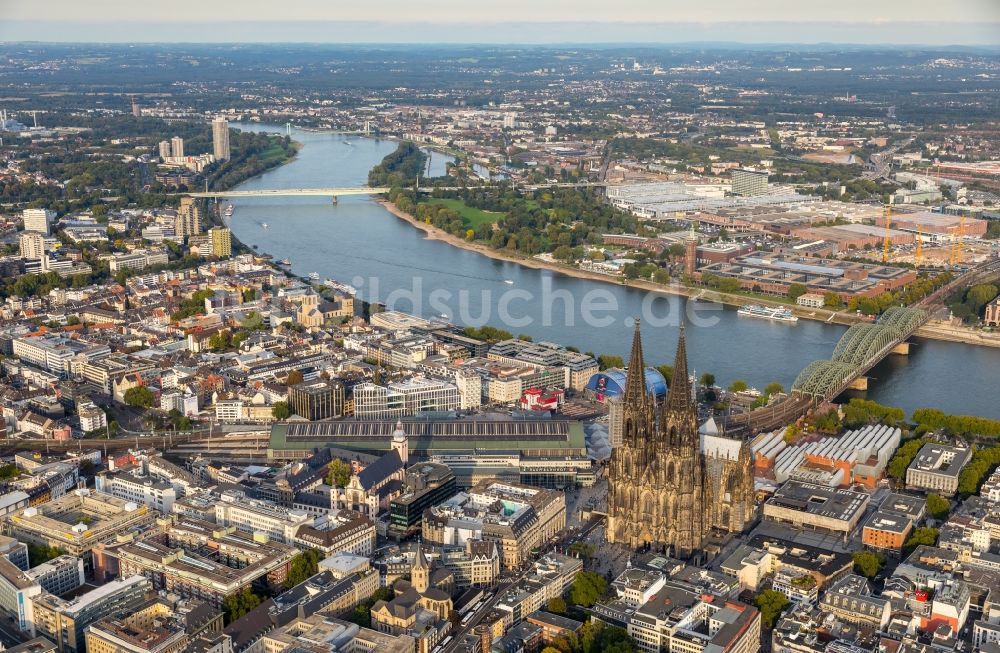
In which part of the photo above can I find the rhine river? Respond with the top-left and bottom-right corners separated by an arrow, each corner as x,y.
225,125 -> 1000,419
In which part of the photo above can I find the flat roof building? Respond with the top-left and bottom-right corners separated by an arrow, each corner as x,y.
214,492 -> 314,545
287,380 -> 345,421
12,335 -> 111,376
387,462 -> 457,540
879,492 -> 926,522
353,377 -> 460,420
108,518 -> 297,607
260,614 -> 413,653
487,340 -> 599,391
731,168 -> 769,197
763,480 -> 870,536
95,470 -> 176,514
906,443 -> 972,497
862,510 -> 914,555
697,253 -> 917,300
8,490 -> 155,570
875,211 -> 988,241
84,596 -> 222,653
23,209 -> 54,236
627,582 -> 761,653
423,479 -> 565,570
32,576 -> 152,653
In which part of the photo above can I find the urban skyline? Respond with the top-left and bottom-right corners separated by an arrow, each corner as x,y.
1,0 -> 999,44
0,8 -> 998,653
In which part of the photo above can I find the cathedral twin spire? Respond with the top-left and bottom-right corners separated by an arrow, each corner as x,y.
624,319 -> 693,413
623,319 -> 648,407
665,326 -> 693,413
609,321 -> 754,556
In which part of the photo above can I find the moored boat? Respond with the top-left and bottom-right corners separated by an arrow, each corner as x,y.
323,278 -> 358,296
737,304 -> 798,323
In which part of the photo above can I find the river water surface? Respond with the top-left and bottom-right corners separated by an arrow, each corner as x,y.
224,125 -> 1000,419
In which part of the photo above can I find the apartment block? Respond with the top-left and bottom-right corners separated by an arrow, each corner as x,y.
95,470 -> 177,514
109,518 -> 297,606
32,576 -> 152,653
906,443 -> 972,496
84,596 -> 222,653
423,479 -> 565,570
8,490 -> 155,566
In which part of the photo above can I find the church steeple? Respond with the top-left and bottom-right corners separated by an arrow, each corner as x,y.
665,326 -> 693,412
623,320 -> 647,406
412,542 -> 429,593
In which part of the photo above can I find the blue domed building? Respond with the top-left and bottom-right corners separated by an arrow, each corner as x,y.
585,367 -> 667,402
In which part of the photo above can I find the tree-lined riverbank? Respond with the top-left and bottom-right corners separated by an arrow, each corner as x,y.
224,125 -> 1000,418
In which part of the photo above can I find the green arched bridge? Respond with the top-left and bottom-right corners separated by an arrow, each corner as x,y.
792,306 -> 929,398
727,306 -> 931,435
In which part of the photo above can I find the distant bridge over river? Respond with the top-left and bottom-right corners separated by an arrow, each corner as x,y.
185,188 -> 390,198
184,180 -> 610,200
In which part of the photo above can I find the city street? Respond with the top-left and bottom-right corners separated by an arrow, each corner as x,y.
564,476 -> 607,529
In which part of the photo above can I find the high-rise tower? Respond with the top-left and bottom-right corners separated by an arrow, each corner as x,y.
212,117 -> 230,161
175,197 -> 203,239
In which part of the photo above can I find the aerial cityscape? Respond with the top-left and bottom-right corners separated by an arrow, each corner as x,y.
0,3 -> 999,653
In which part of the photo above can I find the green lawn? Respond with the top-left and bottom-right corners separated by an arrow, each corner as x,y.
424,198 -> 503,229
260,143 -> 292,163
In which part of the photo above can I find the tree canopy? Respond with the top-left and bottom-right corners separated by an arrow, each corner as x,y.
913,408 -> 1000,438
598,354 -> 625,371
958,444 -> 1000,498
903,527 -> 939,555
548,620 -> 635,653
346,586 -> 393,629
327,459 -> 352,488
272,401 -> 291,420
123,385 -> 154,408
222,588 -> 265,625
853,551 -> 885,579
926,494 -> 950,521
284,548 -> 323,588
841,399 -> 905,429
754,590 -> 791,628
568,571 -> 607,608
462,325 -> 513,343
28,543 -> 65,567
887,439 -> 930,480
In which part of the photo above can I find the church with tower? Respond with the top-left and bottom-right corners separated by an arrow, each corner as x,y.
606,323 -> 754,559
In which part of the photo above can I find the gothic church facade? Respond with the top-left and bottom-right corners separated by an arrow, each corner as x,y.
606,323 -> 754,558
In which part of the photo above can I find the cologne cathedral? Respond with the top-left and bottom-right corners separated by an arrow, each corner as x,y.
606,322 -> 754,559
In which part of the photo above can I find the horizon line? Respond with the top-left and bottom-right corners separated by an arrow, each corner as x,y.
3,39 -> 1000,49
2,19 -> 998,47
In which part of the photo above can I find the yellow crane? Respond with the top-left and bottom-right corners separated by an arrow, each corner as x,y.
949,215 -> 966,266
957,215 -> 965,265
915,226 -> 923,265
882,204 -> 892,264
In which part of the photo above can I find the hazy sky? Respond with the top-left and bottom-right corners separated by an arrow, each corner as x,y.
2,0 -> 999,44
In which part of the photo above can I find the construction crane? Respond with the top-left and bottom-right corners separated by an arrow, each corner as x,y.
915,226 -> 923,265
949,215 -> 966,266
957,215 -> 965,265
882,204 -> 892,264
